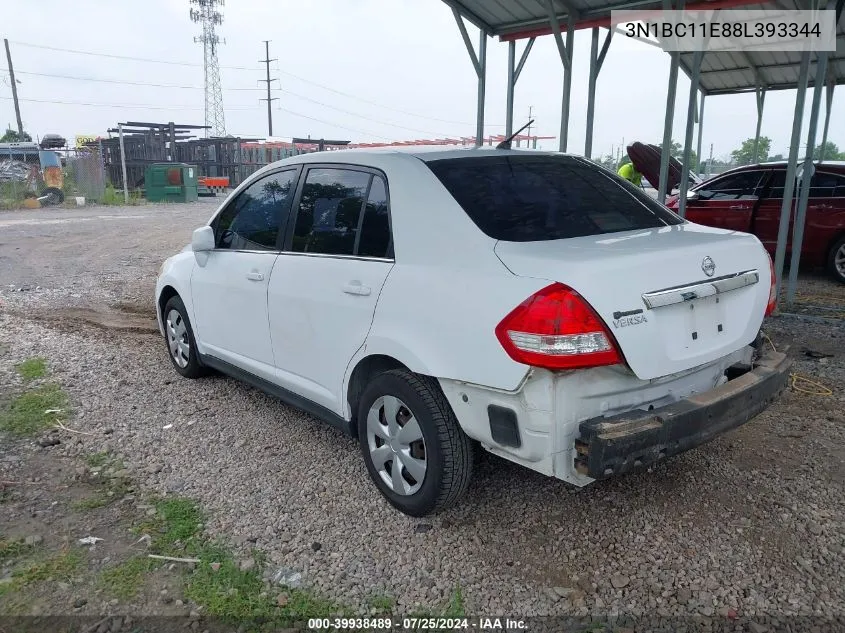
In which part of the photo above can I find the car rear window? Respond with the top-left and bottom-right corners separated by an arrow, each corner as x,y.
426,155 -> 683,242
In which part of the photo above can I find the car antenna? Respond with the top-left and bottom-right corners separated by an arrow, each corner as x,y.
496,119 -> 535,150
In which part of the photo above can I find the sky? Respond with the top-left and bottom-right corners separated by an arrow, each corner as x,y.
1,0 -> 842,162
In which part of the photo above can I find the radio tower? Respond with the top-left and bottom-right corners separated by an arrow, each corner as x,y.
190,0 -> 226,137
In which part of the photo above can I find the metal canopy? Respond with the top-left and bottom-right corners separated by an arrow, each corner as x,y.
678,1 -> 845,95
446,0 -> 845,96
443,0 -> 763,39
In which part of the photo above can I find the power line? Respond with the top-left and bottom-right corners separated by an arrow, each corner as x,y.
4,69 -> 263,91
271,60 -> 506,128
0,95 -> 258,111
276,106 -> 391,141
278,89 -> 457,137
1,67 -> 456,136
7,39 -> 502,128
0,94 -> 396,140
7,40 -> 260,71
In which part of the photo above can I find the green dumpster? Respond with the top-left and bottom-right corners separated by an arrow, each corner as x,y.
144,163 -> 199,202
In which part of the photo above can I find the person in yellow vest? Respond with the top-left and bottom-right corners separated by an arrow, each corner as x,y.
617,161 -> 642,187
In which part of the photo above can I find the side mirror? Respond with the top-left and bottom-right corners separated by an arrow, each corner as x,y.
192,226 -> 215,252
191,226 -> 215,266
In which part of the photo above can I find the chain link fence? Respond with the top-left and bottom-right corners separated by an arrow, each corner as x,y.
65,147 -> 106,203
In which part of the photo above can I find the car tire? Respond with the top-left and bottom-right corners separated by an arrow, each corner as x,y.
41,187 -> 64,205
827,236 -> 845,284
357,369 -> 474,516
162,296 -> 207,379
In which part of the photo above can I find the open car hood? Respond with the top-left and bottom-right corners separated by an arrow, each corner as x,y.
627,142 -> 702,192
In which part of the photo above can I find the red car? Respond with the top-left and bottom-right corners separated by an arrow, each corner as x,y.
665,162 -> 845,283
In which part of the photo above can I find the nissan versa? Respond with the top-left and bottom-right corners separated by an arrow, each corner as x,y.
155,148 -> 791,516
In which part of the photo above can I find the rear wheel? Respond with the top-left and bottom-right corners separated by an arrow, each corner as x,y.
358,369 -> 474,516
828,236 -> 845,284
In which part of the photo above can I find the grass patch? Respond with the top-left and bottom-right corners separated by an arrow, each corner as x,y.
369,594 -> 395,612
0,384 -> 68,436
131,496 -> 341,629
0,538 -> 33,564
85,452 -> 110,468
15,357 -> 47,381
73,496 -> 110,511
99,557 -> 156,600
443,585 -> 466,617
100,184 -> 143,206
0,550 -> 81,596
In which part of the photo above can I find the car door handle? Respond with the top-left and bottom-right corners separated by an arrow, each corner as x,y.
342,281 -> 371,296
729,205 -> 751,210
810,204 -> 833,210
246,271 -> 264,282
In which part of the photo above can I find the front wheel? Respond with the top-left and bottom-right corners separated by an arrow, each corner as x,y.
358,369 -> 474,516
828,236 -> 845,284
163,296 -> 207,378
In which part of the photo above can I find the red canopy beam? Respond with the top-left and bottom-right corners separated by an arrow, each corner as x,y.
498,0 -> 767,41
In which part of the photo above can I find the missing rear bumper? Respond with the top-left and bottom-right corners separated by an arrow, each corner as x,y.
575,349 -> 791,479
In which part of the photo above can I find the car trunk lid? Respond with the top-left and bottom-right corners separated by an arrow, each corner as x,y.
494,224 -> 770,380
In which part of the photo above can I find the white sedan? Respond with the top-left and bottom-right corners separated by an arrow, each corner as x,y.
156,147 -> 790,516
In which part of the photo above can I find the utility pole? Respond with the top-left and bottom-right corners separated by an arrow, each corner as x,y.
4,39 -> 24,136
259,41 -> 278,137
708,143 -> 714,177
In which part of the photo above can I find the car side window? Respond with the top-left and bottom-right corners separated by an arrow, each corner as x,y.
766,170 -> 845,199
291,168 -> 371,256
699,171 -> 764,201
356,175 -> 393,258
215,170 -> 297,250
810,172 -> 845,198
764,170 -> 787,199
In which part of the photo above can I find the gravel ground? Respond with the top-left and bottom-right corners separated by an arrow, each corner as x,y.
1,201 -> 845,620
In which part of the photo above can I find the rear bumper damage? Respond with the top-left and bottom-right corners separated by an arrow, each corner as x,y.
575,348 -> 791,479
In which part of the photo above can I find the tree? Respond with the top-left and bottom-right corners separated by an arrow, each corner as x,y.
730,137 -> 771,165
658,140 -> 698,171
770,153 -> 785,162
0,127 -> 32,142
595,154 -> 617,170
813,141 -> 845,160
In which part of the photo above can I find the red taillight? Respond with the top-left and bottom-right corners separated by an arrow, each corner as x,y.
495,283 -> 622,370
765,251 -> 777,316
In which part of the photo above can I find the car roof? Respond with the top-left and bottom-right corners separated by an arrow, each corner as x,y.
290,145 -> 563,163
720,160 -> 845,172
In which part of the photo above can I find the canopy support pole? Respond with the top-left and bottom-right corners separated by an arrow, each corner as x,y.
787,50 -> 829,306
678,50 -> 703,218
505,37 -> 536,138
773,51 -> 810,307
819,79 -> 835,160
695,91 -> 705,173
453,8 -> 487,147
585,27 -> 613,159
546,0 -> 575,152
752,87 -> 767,163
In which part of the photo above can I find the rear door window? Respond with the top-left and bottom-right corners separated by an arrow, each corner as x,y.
356,175 -> 393,258
290,168 -> 371,256
810,172 -> 845,197
425,155 -> 682,242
